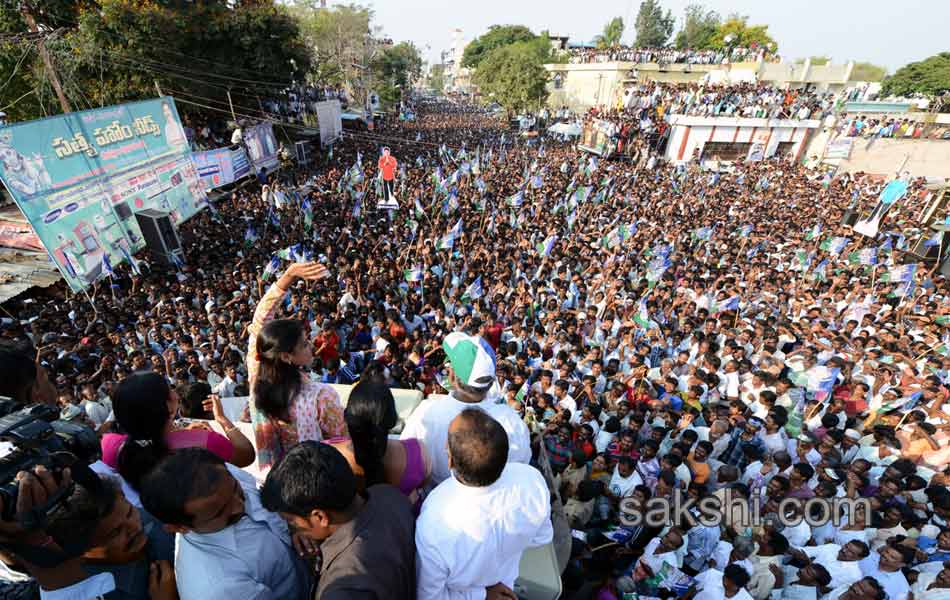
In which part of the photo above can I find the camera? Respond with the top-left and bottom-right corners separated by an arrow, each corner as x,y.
0,399 -> 100,522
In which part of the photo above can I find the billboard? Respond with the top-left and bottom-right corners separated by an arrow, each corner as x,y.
0,97 -> 206,291
315,100 -> 342,146
192,146 -> 251,190
824,138 -> 854,160
578,120 -> 617,157
244,122 -> 278,173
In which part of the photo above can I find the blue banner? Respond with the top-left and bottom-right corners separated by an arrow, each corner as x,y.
0,97 -> 206,291
243,122 -> 278,173
192,146 -> 251,190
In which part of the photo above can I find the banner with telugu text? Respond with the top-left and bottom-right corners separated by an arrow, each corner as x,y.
0,97 -> 206,291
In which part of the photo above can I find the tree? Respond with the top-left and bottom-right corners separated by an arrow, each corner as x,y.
594,17 -> 624,49
461,25 -> 535,70
0,0 -> 312,124
850,62 -> 887,82
473,39 -> 549,116
808,56 -> 830,66
673,4 -> 720,50
708,15 -> 777,54
881,53 -> 950,97
370,41 -> 422,108
291,2 -> 373,89
634,0 -> 675,48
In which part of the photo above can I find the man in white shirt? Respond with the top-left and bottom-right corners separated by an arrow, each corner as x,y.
416,408 -> 553,600
693,564 -> 754,600
789,540 -> 868,591
401,332 -> 531,488
858,543 -> 913,600
140,448 -> 308,600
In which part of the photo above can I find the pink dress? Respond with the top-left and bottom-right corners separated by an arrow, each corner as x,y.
101,429 -> 234,468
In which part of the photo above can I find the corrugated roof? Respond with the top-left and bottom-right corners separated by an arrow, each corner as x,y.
0,248 -> 62,303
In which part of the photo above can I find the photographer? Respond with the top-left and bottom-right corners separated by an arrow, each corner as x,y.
0,346 -> 57,410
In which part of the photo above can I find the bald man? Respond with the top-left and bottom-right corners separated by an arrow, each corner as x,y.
415,408 -> 552,600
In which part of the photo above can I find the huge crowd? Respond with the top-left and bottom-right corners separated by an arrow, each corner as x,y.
567,46 -> 772,65
0,95 -> 948,600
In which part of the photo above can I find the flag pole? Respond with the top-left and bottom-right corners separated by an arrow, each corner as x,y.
81,286 -> 98,318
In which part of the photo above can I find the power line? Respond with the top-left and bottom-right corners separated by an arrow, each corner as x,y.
44,12 -> 303,89
0,40 -> 35,95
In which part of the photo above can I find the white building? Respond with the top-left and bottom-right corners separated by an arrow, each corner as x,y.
664,115 -> 822,163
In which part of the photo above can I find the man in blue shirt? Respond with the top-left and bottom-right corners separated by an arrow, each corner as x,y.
141,448 -> 309,600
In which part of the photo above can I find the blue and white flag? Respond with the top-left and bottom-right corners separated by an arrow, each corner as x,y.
507,190 -> 524,208
805,365 -> 840,402
404,266 -> 424,283
101,253 -> 115,278
536,235 -> 556,258
530,174 -> 543,189
462,276 -> 483,301
262,255 -> 281,281
923,231 -> 944,248
714,295 -> 740,313
278,244 -> 309,263
881,263 -> 917,283
738,224 -> 753,238
117,245 -> 140,276
693,226 -> 714,242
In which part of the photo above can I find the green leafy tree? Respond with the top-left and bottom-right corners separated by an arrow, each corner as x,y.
461,25 -> 535,70
595,17 -> 624,49
0,0 -> 312,123
473,39 -> 549,116
370,41 -> 422,108
881,53 -> 950,96
850,62 -> 887,82
673,4 -> 720,50
634,0 -> 674,48
291,2 -> 373,89
708,14 -> 777,54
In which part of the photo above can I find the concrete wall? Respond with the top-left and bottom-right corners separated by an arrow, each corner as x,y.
834,138 -> 950,179
664,116 -> 821,163
546,58 -> 856,112
546,63 -> 631,111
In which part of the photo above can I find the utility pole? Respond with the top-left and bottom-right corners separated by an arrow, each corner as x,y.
20,2 -> 72,114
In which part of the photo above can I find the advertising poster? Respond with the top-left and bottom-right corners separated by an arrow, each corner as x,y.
0,97 -> 206,291
824,138 -> 854,160
192,146 -> 250,190
746,129 -> 771,161
243,122 -> 279,172
315,100 -> 343,146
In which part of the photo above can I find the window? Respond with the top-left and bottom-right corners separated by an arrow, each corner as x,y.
553,74 -> 563,90
701,141 -> 750,162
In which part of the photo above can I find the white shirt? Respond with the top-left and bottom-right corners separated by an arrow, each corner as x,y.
694,569 -> 754,600
639,536 -> 682,573
39,572 -> 115,600
400,393 -> 531,488
609,466 -> 643,498
801,544 -> 862,590
174,465 -> 306,600
711,540 -> 754,577
416,463 -> 553,600
860,555 -> 910,600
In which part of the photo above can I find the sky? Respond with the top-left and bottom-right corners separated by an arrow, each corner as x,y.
342,0 -> 947,74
